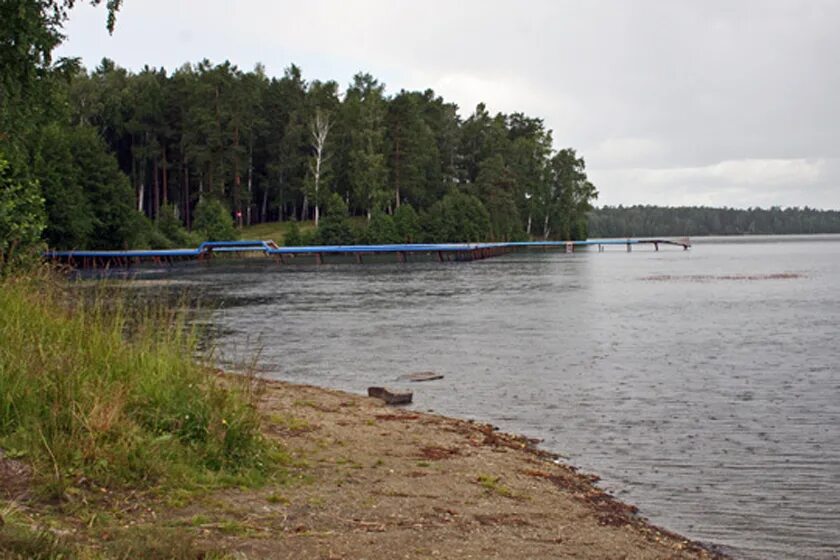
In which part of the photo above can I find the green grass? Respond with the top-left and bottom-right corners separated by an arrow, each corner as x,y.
240,217 -> 368,245
476,474 -> 514,498
0,270 -> 286,499
239,220 -> 316,245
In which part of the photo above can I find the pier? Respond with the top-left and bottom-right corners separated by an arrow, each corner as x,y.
45,238 -> 691,268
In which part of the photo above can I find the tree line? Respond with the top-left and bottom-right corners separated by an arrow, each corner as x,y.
589,205 -> 840,238
65,60 -> 597,247
0,0 -> 599,260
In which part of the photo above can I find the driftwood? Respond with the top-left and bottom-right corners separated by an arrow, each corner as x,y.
398,371 -> 444,382
367,387 -> 413,405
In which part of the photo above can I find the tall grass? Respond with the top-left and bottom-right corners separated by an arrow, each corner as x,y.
0,270 -> 280,497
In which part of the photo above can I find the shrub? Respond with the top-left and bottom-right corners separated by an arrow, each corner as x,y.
421,189 -> 490,243
157,204 -> 198,247
284,222 -> 302,247
193,198 -> 238,241
0,155 -> 45,274
393,204 -> 420,243
365,210 -> 400,244
315,193 -> 354,245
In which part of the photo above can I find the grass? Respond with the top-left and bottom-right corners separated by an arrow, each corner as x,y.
239,217 -> 368,245
476,474 -> 514,498
239,220 -> 316,245
0,270 -> 286,500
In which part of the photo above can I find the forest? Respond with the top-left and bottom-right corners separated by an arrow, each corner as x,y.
0,1 -> 598,256
3,1 -> 837,268
588,205 -> 840,238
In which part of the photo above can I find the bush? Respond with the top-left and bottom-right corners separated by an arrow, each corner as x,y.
0,155 -> 45,274
284,221 -> 302,246
365,210 -> 400,244
315,193 -> 354,245
393,204 -> 420,243
157,204 -> 198,247
193,198 -> 238,241
421,189 -> 490,243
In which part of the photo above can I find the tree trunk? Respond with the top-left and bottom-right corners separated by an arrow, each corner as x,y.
161,145 -> 168,207
261,186 -> 269,224
247,137 -> 253,226
543,214 -> 551,240
184,163 -> 191,230
233,124 -> 242,228
153,157 -> 160,220
394,128 -> 401,209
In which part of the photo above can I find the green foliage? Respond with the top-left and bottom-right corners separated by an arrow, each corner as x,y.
34,124 -> 144,250
3,0 -> 601,249
364,210 -> 400,244
589,205 -> 840,237
0,272 -> 282,496
315,193 -> 354,245
0,154 -> 45,273
284,221 -> 303,246
0,522 -> 73,560
157,203 -> 198,247
193,198 -> 238,241
393,204 -> 420,243
474,155 -> 524,241
421,189 -> 491,243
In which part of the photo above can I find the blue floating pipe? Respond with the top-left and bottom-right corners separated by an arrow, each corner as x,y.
44,237 -> 689,267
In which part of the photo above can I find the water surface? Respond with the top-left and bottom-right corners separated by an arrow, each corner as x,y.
129,236 -> 840,559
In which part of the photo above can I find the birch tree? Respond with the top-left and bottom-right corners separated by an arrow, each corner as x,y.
305,108 -> 331,227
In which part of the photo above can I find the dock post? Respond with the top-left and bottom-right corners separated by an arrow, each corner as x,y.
396,251 -> 406,263
315,253 -> 323,265
599,244 -> 603,252
437,251 -> 444,262
627,242 -> 632,252
655,242 -> 659,251
354,252 -> 363,264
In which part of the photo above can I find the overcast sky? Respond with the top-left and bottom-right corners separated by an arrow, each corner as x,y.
58,0 -> 839,209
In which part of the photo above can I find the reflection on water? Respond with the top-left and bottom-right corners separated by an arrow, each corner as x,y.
123,237 -> 840,560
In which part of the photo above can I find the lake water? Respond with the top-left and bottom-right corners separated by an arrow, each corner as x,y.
127,235 -> 840,559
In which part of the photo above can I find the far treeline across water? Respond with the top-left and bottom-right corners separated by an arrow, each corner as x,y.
2,48 -> 598,254
589,206 -> 840,238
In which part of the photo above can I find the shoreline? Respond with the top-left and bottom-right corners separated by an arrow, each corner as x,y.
250,377 -> 729,559
0,372 -> 731,558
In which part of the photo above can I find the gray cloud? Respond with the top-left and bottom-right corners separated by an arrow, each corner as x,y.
58,0 -> 840,209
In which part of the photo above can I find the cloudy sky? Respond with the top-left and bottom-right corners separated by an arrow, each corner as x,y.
59,0 -> 839,209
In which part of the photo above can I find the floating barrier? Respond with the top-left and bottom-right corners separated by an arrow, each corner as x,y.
44,238 -> 690,269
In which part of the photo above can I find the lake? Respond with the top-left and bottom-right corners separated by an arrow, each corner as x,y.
126,235 -> 840,559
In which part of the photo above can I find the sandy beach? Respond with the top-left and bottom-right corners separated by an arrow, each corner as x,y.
236,379 -> 727,559
0,376 -> 730,559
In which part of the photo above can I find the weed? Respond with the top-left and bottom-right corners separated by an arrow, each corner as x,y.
476,474 -> 514,498
266,492 -> 289,505
0,271 -> 287,498
0,522 -> 73,560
